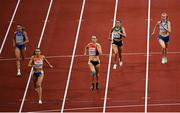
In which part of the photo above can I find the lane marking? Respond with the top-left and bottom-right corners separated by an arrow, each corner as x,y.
18,0 -> 54,112
103,0 -> 119,112
0,51 -> 180,61
35,102 -> 180,112
60,0 -> 86,112
0,0 -> 21,54
145,0 -> 151,113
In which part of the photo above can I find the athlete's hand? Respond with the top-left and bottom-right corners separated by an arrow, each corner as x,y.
28,64 -> 33,67
151,32 -> 155,36
108,37 -> 112,41
49,64 -> 53,68
84,52 -> 87,56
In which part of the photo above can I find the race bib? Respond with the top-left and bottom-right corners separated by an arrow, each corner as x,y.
112,31 -> 120,39
89,47 -> 96,56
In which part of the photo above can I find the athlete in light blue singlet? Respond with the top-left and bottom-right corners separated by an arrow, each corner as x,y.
152,13 -> 171,64
13,25 -> 29,76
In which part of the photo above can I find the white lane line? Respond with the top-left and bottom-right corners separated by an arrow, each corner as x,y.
145,0 -> 151,113
103,0 -> 119,112
0,51 -> 180,61
35,102 -> 180,112
60,0 -> 86,112
66,102 -> 180,111
18,0 -> 54,112
0,0 -> 21,54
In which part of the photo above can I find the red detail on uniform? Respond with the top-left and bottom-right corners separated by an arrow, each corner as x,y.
88,43 -> 97,48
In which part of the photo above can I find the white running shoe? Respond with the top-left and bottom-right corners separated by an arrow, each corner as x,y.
164,57 -> 168,64
161,57 -> 166,64
119,61 -> 123,66
17,69 -> 21,76
38,100 -> 42,104
113,64 -> 117,69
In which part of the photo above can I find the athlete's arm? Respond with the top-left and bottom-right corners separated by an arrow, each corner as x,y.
109,27 -> 114,41
23,31 -> 29,44
96,43 -> 102,55
152,21 -> 160,35
161,21 -> 171,33
44,56 -> 53,68
13,34 -> 16,47
119,27 -> 127,37
28,56 -> 34,67
84,45 -> 88,55
167,21 -> 171,33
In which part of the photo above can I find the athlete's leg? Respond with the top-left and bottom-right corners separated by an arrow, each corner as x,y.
36,73 -> 44,104
112,44 -> 118,69
158,39 -> 167,64
33,75 -> 38,89
159,39 -> 166,57
88,62 -> 96,90
20,47 -> 26,61
15,47 -> 21,75
118,46 -> 123,66
95,64 -> 100,90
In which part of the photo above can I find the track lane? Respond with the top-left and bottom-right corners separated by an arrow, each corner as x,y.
21,0 -> 84,111
0,0 -> 17,46
148,0 -> 180,111
106,0 -> 148,112
63,0 -> 115,112
0,0 -> 50,111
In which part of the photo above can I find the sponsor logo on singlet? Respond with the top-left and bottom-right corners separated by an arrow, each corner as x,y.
34,59 -> 43,68
112,27 -> 122,39
88,43 -> 97,56
15,32 -> 24,43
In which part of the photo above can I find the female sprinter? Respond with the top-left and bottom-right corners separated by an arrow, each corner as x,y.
109,20 -> 126,69
152,12 -> 171,64
84,36 -> 102,91
28,48 -> 53,104
13,25 -> 29,76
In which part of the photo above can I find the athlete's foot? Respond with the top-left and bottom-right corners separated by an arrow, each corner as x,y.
161,57 -> 166,64
35,88 -> 38,92
113,64 -> 117,69
119,61 -> 123,66
38,100 -> 42,104
96,82 -> 99,90
90,83 -> 94,91
164,57 -> 168,64
17,69 -> 21,76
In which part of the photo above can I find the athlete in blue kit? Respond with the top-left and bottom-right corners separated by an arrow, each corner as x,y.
13,25 -> 29,76
152,13 -> 171,64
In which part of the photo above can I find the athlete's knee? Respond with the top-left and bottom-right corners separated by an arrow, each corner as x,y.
36,83 -> 41,89
16,57 -> 21,61
113,50 -> 118,55
91,71 -> 96,76
161,44 -> 166,49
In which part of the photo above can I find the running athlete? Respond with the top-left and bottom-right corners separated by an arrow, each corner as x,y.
152,12 -> 171,64
84,36 -> 102,90
109,20 -> 127,69
28,48 -> 53,104
13,25 -> 29,76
